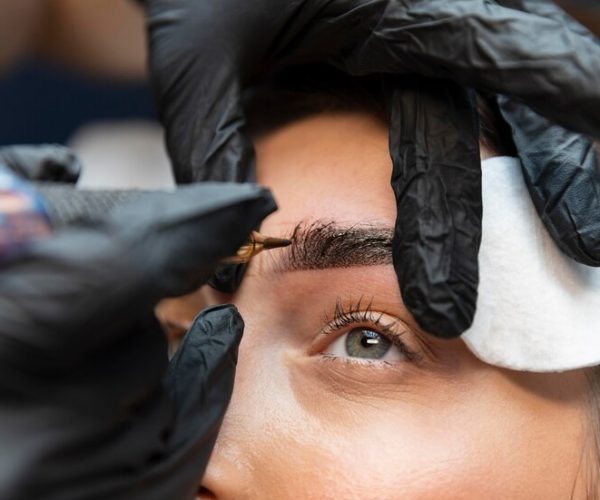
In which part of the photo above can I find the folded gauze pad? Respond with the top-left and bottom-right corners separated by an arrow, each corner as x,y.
462,156 -> 600,372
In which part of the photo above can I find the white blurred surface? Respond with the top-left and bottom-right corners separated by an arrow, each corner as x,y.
69,120 -> 175,190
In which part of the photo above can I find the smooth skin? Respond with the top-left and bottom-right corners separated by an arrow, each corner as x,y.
164,111 -> 590,499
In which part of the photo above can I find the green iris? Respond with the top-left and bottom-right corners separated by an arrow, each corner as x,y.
345,328 -> 392,359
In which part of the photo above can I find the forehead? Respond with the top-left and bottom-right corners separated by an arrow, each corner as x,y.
254,111 -> 396,231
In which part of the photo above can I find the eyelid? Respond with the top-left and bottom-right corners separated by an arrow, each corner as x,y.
324,311 -> 421,363
316,297 -> 423,364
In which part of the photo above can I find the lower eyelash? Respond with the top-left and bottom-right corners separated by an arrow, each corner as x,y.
319,352 -> 397,367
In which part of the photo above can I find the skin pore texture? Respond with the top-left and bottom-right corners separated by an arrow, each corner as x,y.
161,111 -> 594,498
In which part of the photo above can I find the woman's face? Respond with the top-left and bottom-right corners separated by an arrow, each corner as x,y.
197,112 -> 589,499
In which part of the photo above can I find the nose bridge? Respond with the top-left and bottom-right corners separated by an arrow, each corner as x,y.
199,438 -> 253,499
199,346 -> 262,498
199,288 -> 300,497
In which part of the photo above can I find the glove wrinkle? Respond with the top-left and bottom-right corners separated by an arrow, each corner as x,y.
134,306 -> 243,500
389,79 -> 482,338
166,305 -> 242,449
498,97 -> 600,267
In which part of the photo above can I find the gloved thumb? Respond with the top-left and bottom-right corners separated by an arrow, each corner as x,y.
497,96 -> 600,267
156,305 -> 242,499
0,144 -> 82,183
166,305 -> 242,449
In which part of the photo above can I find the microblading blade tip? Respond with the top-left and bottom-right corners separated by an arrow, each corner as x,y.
262,237 -> 293,250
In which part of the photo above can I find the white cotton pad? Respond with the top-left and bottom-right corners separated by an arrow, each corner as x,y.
462,156 -> 600,372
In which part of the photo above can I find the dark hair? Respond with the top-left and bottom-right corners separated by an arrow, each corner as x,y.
244,65 -> 516,156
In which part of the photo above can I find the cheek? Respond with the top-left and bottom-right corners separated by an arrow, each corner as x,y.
283,360 -> 495,498
221,294 -> 516,498
215,232 -> 586,496
217,308 -> 585,500
225,347 -> 504,499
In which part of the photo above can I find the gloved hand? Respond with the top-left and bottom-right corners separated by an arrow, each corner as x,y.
0,180 -> 276,500
143,0 -> 600,336
388,79 -> 483,337
495,0 -> 600,268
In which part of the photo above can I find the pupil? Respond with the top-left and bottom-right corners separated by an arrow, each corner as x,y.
345,328 -> 391,359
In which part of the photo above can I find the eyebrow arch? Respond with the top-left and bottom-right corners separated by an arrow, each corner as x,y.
273,220 -> 394,272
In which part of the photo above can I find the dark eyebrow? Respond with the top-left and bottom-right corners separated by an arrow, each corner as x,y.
273,221 -> 394,272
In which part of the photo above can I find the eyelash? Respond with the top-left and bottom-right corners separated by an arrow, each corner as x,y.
322,297 -> 419,363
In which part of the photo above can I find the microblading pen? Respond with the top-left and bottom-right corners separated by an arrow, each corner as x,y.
223,231 -> 292,264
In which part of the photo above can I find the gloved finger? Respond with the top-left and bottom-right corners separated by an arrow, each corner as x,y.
167,305 -> 242,439
293,0 -> 600,137
146,2 -> 255,184
208,262 -> 248,294
491,0 -> 600,266
122,305 -> 242,500
0,183 -> 275,366
389,78 -> 482,338
107,183 -> 277,297
144,0 -> 352,184
167,81 -> 255,184
478,2 -> 600,265
497,96 -> 600,267
0,145 -> 81,183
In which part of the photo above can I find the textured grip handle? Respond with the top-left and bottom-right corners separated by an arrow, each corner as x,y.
33,183 -> 149,227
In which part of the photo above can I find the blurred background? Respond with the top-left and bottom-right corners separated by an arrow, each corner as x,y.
0,0 -> 173,189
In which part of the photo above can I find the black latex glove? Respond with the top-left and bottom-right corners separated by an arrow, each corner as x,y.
144,0 -> 600,336
0,182 -> 276,500
498,100 -> 600,268
495,0 -> 600,268
388,77 -> 600,337
388,79 -> 483,337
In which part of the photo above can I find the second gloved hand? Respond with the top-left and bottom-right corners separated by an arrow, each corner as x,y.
0,182 -> 276,500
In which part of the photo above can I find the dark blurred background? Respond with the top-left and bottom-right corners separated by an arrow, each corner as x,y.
0,61 -> 155,146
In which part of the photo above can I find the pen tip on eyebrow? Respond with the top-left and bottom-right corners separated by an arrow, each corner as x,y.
290,224 -> 301,242
261,236 -> 293,250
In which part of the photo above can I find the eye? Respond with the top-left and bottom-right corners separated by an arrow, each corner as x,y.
323,327 -> 406,363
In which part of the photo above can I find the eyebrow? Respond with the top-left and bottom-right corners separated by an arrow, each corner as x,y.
273,221 -> 394,272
